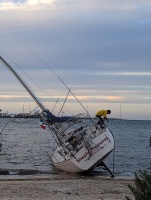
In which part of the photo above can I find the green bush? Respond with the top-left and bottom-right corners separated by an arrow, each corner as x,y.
125,170 -> 151,200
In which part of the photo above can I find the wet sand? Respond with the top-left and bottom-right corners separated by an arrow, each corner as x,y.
0,174 -> 135,200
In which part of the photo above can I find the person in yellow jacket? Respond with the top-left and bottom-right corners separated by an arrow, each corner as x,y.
96,109 -> 111,125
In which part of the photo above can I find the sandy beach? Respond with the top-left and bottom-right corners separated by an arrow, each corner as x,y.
0,174 -> 135,200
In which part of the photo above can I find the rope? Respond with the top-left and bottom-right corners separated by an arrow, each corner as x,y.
0,117 -> 14,151
113,140 -> 115,173
107,127 -> 115,174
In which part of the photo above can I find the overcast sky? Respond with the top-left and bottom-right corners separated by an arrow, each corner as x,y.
0,0 -> 151,120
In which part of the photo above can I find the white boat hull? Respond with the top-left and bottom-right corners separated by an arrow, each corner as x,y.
52,127 -> 114,173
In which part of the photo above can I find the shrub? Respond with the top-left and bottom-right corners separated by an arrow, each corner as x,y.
125,170 -> 151,200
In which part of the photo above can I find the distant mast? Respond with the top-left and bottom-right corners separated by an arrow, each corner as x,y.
120,103 -> 122,120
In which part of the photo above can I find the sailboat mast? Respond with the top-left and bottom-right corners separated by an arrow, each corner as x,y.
0,56 -> 46,112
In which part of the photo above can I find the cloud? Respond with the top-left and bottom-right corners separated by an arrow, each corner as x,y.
0,0 -> 151,12
0,0 -> 151,119
0,0 -> 54,10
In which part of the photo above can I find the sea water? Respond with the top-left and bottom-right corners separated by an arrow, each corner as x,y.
0,118 -> 151,176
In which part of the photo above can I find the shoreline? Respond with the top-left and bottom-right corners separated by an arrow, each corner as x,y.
0,174 -> 135,200
0,173 -> 135,180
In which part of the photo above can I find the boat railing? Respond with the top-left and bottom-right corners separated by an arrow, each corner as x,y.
50,113 -> 106,158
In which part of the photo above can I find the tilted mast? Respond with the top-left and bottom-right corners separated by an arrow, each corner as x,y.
0,56 -> 46,112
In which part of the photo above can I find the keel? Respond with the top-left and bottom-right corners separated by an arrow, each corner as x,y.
98,161 -> 114,177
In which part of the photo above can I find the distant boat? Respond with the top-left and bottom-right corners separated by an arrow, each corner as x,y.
11,117 -> 29,123
0,55 -> 115,176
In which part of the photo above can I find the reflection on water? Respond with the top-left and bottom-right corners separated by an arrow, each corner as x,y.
0,118 -> 151,176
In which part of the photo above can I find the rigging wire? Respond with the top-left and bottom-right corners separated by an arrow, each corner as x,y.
0,50 -> 74,116
14,39 -> 93,119
58,89 -> 71,117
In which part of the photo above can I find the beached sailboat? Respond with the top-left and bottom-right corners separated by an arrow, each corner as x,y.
0,55 -> 114,176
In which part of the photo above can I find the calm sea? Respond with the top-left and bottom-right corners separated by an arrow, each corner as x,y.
0,118 -> 151,177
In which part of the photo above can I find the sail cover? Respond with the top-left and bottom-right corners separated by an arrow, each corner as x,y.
45,110 -> 72,123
